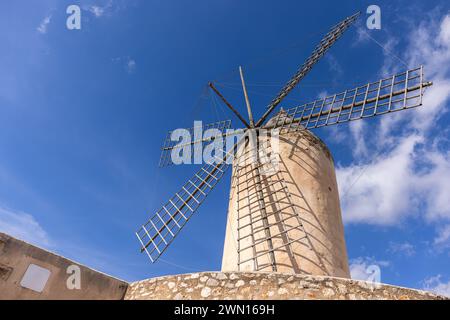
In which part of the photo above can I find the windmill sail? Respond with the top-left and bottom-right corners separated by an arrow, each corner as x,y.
266,66 -> 432,132
136,8 -> 434,270
159,120 -> 233,167
256,11 -> 361,127
138,146 -> 237,262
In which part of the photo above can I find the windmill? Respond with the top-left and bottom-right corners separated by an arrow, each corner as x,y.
136,11 -> 433,277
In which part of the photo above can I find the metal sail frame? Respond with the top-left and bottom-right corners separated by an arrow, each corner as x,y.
266,66 -> 432,132
159,119 -> 233,167
136,11 -> 434,267
138,145 -> 235,262
255,11 -> 361,127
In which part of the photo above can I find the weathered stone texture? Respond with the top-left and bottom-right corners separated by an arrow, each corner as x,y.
125,271 -> 446,300
222,129 -> 350,277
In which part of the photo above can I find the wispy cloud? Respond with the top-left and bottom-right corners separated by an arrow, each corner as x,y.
325,54 -> 344,80
348,120 -> 368,159
37,15 -> 52,34
85,0 -> 116,18
88,6 -> 106,17
112,56 -> 137,74
423,275 -> 450,297
317,90 -> 328,99
126,57 -> 137,74
434,225 -> 450,248
0,204 -> 134,279
0,205 -> 50,248
388,242 -> 416,257
353,24 -> 370,46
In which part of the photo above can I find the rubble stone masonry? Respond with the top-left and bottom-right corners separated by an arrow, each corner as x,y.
125,271 -> 446,300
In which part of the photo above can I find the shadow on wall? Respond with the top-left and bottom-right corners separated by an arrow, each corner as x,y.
234,130 -> 348,277
280,131 -> 348,277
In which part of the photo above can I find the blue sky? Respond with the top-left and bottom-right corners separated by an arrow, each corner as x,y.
1,0 -> 450,295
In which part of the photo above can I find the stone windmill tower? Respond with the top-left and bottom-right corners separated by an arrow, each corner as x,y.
221,118 -> 349,278
136,11 -> 432,280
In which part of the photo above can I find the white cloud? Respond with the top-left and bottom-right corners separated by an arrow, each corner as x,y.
348,120 -> 368,158
0,205 -> 50,248
388,242 -> 415,257
423,275 -> 450,297
349,261 -> 369,281
85,0 -> 114,18
337,12 -> 450,231
349,257 -> 389,281
37,15 -> 52,34
338,134 -> 422,225
439,15 -> 450,46
89,6 -> 106,17
339,135 -> 450,226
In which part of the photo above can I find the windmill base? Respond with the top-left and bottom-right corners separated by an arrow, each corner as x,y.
124,271 -> 445,300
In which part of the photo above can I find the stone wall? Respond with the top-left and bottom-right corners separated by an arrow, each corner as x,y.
0,233 -> 128,300
125,271 -> 446,300
1,232 -> 445,300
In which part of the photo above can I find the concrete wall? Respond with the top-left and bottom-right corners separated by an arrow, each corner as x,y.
222,129 -> 350,277
0,233 -> 128,300
125,271 -> 445,300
